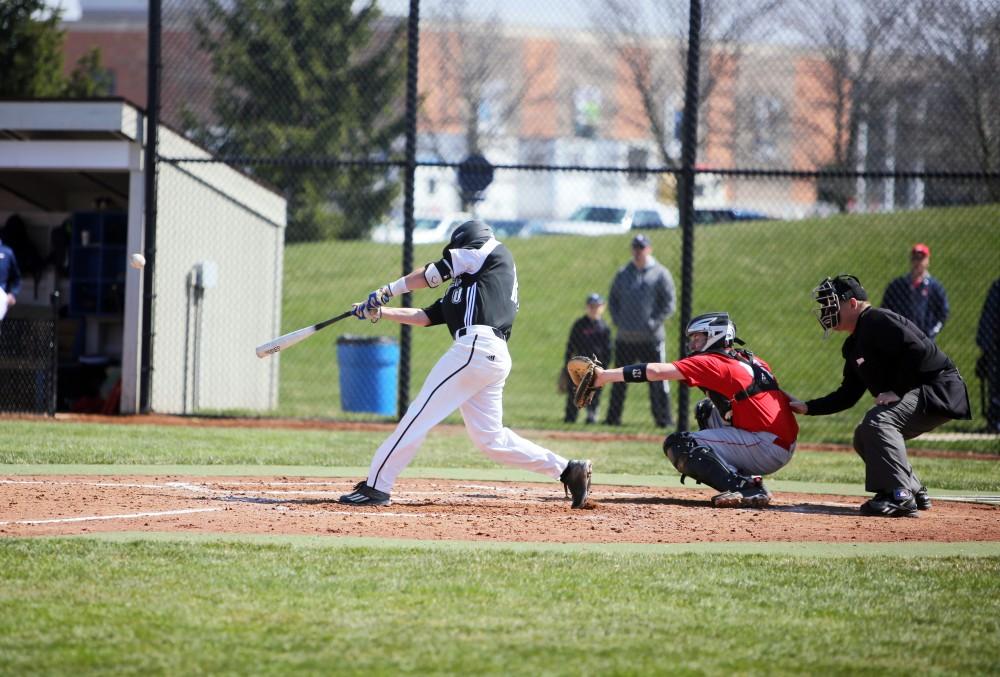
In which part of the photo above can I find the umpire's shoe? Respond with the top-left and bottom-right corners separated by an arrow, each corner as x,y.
561,459 -> 592,509
339,481 -> 391,506
859,488 -> 918,517
914,486 -> 932,511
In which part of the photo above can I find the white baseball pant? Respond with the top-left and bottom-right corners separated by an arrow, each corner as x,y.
366,325 -> 569,493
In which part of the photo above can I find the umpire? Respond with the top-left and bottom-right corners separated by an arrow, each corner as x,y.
788,275 -> 971,517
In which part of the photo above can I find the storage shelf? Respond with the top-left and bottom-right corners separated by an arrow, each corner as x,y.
68,211 -> 127,317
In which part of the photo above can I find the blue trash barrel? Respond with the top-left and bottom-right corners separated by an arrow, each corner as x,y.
336,335 -> 399,416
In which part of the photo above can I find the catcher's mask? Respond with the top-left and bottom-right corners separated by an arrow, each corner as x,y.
686,312 -> 737,353
813,274 -> 867,338
445,220 -> 493,257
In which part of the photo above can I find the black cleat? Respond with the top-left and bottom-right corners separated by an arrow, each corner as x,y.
914,486 -> 931,511
712,475 -> 771,508
339,481 -> 391,506
859,488 -> 918,517
561,459 -> 593,508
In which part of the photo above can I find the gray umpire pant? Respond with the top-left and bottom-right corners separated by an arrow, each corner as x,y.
853,388 -> 951,494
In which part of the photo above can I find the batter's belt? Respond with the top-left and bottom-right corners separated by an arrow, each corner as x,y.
456,325 -> 507,341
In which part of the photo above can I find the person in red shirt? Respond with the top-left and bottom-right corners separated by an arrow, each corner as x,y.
589,312 -> 798,508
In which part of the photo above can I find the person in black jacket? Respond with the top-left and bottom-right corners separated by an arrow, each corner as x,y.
977,277 -> 1000,433
787,275 -> 971,517
563,292 -> 612,424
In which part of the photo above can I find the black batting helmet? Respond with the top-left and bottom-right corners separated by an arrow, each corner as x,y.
445,220 -> 493,256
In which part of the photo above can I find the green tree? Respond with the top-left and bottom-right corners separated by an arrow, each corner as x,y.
193,0 -> 407,241
0,0 -> 112,98
65,48 -> 115,98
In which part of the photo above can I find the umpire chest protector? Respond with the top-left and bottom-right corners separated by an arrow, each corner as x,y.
700,348 -> 780,414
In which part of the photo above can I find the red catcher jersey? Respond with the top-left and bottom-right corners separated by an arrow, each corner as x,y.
673,352 -> 799,450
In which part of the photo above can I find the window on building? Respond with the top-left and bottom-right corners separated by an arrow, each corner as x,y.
662,95 -> 684,159
573,87 -> 602,138
751,96 -> 784,163
627,146 -> 649,183
477,80 -> 507,136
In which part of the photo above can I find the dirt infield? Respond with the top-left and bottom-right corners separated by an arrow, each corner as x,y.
2,475 -> 997,543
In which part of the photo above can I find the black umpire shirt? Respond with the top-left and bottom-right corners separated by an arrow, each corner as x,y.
805,307 -> 970,419
423,238 -> 518,340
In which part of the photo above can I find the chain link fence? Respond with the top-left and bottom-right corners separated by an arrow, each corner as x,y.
0,314 -> 57,416
128,0 -> 1000,443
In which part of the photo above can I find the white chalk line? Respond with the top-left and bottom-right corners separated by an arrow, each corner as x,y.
0,507 -> 220,526
0,478 -> 602,500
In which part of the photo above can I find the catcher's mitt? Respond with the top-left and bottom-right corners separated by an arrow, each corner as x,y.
566,356 -> 602,409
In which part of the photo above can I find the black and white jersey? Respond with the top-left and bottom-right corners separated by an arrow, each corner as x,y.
423,237 -> 519,339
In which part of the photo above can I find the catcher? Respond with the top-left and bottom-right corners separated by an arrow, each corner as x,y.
567,312 -> 799,508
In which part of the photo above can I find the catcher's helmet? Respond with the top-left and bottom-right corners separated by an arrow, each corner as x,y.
686,312 -> 736,353
445,220 -> 493,256
813,275 -> 867,337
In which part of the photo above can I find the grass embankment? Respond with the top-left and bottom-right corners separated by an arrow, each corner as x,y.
278,203 -> 1000,450
2,419 -> 998,491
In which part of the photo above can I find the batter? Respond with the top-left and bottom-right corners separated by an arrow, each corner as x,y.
339,220 -> 592,508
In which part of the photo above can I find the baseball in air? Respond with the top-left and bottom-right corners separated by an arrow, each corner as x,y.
129,253 -> 146,269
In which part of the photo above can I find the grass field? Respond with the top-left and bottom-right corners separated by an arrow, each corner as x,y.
2,419 -> 999,673
3,419 -> 999,490
2,538 -> 999,674
276,203 -> 1000,447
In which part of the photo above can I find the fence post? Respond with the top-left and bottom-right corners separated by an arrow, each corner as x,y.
48,290 -> 60,416
676,0 -> 703,432
140,0 -> 162,413
398,0 -> 421,419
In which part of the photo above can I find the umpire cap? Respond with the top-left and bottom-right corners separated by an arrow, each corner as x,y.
830,274 -> 868,301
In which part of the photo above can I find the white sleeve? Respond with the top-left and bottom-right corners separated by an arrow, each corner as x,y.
446,238 -> 501,277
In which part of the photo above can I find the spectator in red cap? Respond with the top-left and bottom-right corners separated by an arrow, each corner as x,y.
881,242 -> 949,340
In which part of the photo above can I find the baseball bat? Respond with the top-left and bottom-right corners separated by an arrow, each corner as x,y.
255,310 -> 353,358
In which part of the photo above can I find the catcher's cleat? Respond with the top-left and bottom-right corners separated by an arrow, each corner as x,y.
914,486 -> 931,511
561,459 -> 593,508
338,481 -> 391,506
859,489 -> 918,517
711,476 -> 771,508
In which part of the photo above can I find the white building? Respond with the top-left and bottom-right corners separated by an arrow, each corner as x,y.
0,99 -> 286,414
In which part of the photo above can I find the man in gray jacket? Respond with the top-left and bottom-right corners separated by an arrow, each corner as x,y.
605,234 -> 676,427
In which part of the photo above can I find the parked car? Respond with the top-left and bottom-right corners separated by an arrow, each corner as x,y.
538,204 -> 678,236
488,218 -> 543,239
370,212 -> 472,244
693,208 -> 770,225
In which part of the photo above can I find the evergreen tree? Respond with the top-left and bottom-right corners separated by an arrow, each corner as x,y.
0,0 -> 66,96
194,0 -> 407,241
0,0 -> 112,98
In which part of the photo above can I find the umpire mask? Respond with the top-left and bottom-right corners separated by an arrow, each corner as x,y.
813,275 -> 867,338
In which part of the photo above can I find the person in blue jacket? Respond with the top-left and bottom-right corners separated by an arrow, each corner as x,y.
881,242 -> 949,340
0,237 -> 21,322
